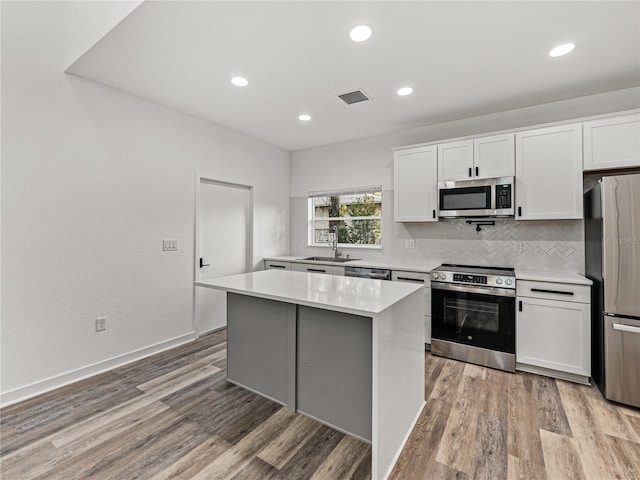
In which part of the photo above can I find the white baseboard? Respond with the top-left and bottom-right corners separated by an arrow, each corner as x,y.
0,332 -> 197,408
516,363 -> 591,385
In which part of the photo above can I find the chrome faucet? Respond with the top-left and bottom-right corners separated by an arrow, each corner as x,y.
331,225 -> 341,259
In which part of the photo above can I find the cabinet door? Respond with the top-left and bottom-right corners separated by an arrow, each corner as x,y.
394,146 -> 438,222
473,133 -> 515,179
516,296 -> 590,376
515,124 -> 583,220
437,140 -> 474,181
583,113 -> 640,171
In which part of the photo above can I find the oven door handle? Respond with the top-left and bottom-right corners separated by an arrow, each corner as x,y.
431,282 -> 516,298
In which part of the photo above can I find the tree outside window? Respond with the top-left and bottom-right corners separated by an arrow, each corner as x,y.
309,188 -> 382,246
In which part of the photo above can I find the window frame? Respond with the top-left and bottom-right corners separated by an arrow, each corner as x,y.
307,186 -> 383,249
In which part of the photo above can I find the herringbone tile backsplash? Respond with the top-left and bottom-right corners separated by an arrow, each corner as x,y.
290,192 -> 585,273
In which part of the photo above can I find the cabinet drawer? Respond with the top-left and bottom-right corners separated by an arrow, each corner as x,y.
391,270 -> 430,285
264,260 -> 291,270
517,280 -> 590,303
291,262 -> 345,276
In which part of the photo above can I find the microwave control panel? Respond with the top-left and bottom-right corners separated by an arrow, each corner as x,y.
496,184 -> 512,209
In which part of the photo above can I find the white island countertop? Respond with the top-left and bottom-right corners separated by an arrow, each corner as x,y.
195,269 -> 423,316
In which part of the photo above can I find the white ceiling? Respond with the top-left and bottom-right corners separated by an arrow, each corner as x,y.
68,1 -> 640,151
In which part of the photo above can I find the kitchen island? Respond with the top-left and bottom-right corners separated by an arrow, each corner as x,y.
195,269 -> 425,480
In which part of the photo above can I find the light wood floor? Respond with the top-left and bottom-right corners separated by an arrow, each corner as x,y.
1,330 -> 639,480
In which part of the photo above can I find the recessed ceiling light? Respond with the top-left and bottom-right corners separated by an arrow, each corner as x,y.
397,87 -> 414,96
298,114 -> 312,122
549,43 -> 575,57
350,25 -> 372,42
230,76 -> 249,87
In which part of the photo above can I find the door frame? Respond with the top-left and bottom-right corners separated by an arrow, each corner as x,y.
194,173 -> 254,337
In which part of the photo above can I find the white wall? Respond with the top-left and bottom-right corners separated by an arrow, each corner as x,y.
63,0 -> 143,70
291,87 -> 640,196
0,1 -> 290,404
290,88 -> 640,272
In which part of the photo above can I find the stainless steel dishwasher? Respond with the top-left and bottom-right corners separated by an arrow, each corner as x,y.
344,266 -> 392,281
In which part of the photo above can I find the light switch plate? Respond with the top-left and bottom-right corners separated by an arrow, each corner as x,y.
163,239 -> 178,251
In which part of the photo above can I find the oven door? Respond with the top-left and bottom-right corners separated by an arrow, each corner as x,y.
431,283 -> 515,354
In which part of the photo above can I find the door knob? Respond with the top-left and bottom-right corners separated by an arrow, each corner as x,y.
199,258 -> 210,268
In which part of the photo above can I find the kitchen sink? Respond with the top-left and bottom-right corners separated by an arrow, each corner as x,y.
301,256 -> 359,263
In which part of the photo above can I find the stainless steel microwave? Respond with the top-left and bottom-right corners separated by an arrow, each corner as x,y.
438,176 -> 514,218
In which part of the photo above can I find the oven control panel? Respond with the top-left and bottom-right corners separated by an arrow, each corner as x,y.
453,273 -> 487,284
431,264 -> 516,289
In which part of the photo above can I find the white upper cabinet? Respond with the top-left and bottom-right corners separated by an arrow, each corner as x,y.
394,145 -> 438,222
437,140 -> 473,181
438,134 -> 514,181
473,134 -> 515,179
515,123 -> 583,220
583,113 -> 640,171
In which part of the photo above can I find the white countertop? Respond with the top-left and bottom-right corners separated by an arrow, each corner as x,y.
266,256 -> 593,285
264,255 -> 439,274
195,269 -> 423,316
516,270 -> 592,285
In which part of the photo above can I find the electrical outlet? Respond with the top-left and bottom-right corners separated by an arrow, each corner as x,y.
405,239 -> 415,249
95,317 -> 106,332
294,237 -> 300,246
163,239 -> 178,251
515,241 -> 523,253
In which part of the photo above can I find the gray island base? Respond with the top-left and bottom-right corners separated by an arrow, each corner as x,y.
196,269 -> 425,479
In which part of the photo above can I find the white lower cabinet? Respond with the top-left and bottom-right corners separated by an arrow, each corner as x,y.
516,280 -> 591,383
392,270 -> 431,347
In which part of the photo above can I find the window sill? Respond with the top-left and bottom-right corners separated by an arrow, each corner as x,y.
307,244 -> 382,250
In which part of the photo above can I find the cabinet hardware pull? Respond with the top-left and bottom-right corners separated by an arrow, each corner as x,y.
518,206 -> 522,217
612,323 -> 640,334
397,277 -> 424,283
307,268 -> 326,273
432,209 -> 436,219
531,288 -> 574,296
468,167 -> 472,177
519,300 -> 522,312
475,166 -> 479,176
269,264 -> 286,269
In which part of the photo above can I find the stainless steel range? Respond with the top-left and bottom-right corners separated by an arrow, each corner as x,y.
430,264 -> 516,372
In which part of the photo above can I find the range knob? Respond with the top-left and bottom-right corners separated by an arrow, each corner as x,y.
431,272 -> 439,280
505,279 -> 513,286
438,273 -> 446,280
496,278 -> 503,285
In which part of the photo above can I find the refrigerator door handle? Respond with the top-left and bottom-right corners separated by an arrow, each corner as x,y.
612,323 -> 640,334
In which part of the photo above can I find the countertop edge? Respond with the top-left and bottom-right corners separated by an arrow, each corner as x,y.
515,270 -> 593,285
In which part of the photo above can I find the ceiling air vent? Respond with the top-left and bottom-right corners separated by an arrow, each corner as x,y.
338,90 -> 370,105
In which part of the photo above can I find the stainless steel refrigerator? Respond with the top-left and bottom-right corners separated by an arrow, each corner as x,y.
585,173 -> 640,408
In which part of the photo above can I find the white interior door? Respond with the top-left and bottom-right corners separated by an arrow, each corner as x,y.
196,177 -> 252,335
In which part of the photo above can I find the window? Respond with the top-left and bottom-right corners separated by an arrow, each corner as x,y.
308,186 -> 382,247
